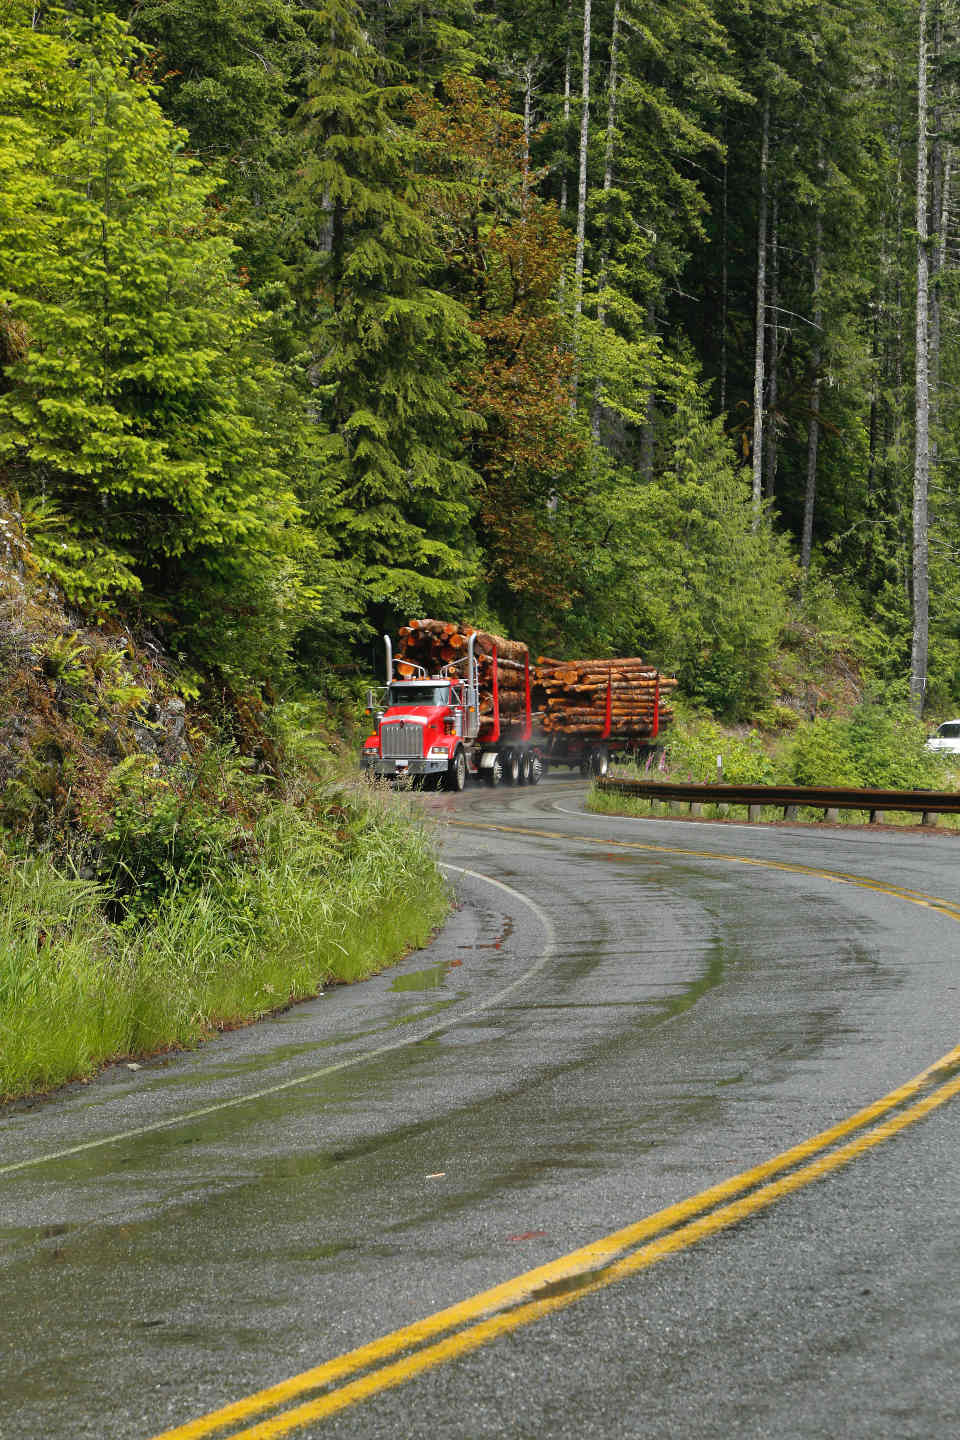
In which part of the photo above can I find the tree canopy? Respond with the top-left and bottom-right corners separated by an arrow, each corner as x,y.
2,0 -> 959,715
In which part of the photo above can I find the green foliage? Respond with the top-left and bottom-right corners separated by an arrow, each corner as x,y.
295,0 -> 482,620
786,704 -> 949,791
0,5 -> 322,684
410,75 -> 584,622
41,633 -> 88,687
98,751 -> 250,918
659,713 -> 780,785
567,386 -> 795,715
0,770 -> 448,1099
127,0 -> 316,286
786,717 -> 863,789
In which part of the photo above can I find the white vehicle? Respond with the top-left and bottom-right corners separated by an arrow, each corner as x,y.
926,720 -> 960,753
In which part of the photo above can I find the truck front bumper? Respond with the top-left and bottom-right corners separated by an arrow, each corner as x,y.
361,755 -> 448,778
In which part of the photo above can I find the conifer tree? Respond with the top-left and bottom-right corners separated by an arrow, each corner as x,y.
411,75 -> 583,623
0,7 -> 316,679
297,0 -> 481,619
125,0 -> 317,292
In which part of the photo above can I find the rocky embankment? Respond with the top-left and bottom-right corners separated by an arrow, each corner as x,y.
1,504 -> 191,848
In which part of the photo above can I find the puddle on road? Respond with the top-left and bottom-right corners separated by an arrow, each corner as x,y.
458,917 -> 515,952
105,996 -> 468,1093
391,961 -> 458,991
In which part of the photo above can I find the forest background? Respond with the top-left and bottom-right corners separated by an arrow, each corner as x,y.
4,0 -> 959,721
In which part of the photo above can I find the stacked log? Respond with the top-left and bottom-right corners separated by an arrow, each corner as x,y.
396,619 -> 532,723
394,623 -> 675,738
534,657 -> 676,737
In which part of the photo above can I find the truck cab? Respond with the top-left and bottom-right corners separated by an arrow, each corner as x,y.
361,635 -> 480,787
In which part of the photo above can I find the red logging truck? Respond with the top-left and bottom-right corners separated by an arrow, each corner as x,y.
361,634 -> 664,790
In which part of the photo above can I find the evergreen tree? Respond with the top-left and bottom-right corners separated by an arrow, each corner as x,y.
297,0 -> 481,620
125,0 -> 317,292
410,75 -> 584,624
0,7 -> 320,680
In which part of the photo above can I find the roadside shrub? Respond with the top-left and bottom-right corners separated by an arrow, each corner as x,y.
657,715 -> 780,784
786,716 -> 862,788
787,704 -> 947,790
0,694 -> 452,1100
94,745 -> 261,920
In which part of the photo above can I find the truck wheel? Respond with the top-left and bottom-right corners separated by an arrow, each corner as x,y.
519,751 -> 532,784
592,745 -> 610,778
484,753 -> 503,786
444,748 -> 467,792
529,754 -> 544,785
504,749 -> 520,785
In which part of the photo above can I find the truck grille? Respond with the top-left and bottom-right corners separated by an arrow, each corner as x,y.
380,723 -> 423,759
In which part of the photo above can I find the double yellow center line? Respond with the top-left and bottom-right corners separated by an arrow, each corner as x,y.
148,823 -> 960,1438
150,1049 -> 960,1440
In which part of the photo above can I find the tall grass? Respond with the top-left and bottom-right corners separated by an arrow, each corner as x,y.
0,783 -> 448,1101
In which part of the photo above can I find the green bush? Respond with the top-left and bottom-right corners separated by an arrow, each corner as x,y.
787,717 -> 862,788
787,704 -> 948,790
95,746 -> 260,919
656,715 -> 780,784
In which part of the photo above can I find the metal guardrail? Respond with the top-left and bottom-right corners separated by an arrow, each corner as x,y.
596,777 -> 960,826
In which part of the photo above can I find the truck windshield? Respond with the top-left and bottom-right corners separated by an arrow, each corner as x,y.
390,685 -> 449,706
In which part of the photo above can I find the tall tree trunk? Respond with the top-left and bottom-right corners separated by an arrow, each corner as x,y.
591,0 -> 620,440
561,0 -> 573,217
570,0 -> 592,409
573,0 -> 592,312
928,6 -> 947,479
720,113 -> 729,415
522,60 -> 533,218
764,191 -> 779,502
868,239 -> 881,501
751,94 -> 770,516
892,135 -> 908,600
801,204 -> 823,576
600,0 -> 619,201
910,0 -> 931,714
930,148 -> 950,467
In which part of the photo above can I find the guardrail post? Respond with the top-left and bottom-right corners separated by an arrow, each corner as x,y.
784,804 -> 799,821
748,804 -> 762,822
689,802 -> 703,816
869,809 -> 884,825
824,807 -> 840,822
922,811 -> 939,827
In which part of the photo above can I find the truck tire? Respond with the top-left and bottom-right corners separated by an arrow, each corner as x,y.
504,749 -> 520,785
484,752 -> 503,786
529,753 -> 544,784
519,751 -> 532,784
581,746 -> 610,778
444,748 -> 467,792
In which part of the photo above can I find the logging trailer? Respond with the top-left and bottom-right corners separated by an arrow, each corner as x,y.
360,632 -> 663,789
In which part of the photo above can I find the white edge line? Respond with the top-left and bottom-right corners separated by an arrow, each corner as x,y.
0,866 -> 555,1179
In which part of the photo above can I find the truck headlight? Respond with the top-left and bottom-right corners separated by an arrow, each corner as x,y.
428,745 -> 448,757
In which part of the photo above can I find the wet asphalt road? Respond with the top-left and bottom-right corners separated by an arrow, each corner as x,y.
3,777 -> 960,1439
